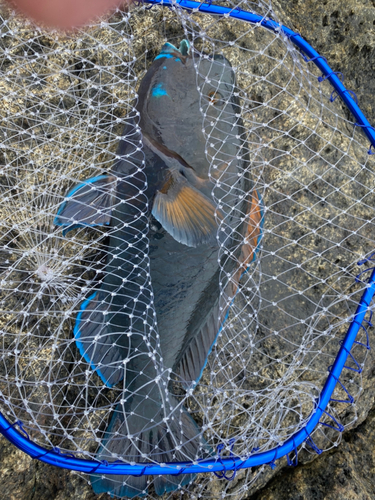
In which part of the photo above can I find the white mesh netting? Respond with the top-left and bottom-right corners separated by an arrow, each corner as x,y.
0,0 -> 374,498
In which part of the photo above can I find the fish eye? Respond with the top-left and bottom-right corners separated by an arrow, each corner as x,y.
207,90 -> 224,106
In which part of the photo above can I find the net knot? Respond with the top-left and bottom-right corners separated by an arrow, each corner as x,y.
330,88 -> 358,104
365,311 -> 374,329
304,432 -> 322,455
174,467 -> 187,476
213,440 -> 237,480
353,124 -> 375,154
327,367 -> 355,404
341,348 -> 363,374
286,440 -> 298,467
267,450 -> 277,470
319,410 -> 344,433
356,253 -> 375,283
199,0 -> 212,7
345,318 -> 371,350
12,420 -> 30,440
318,71 -> 344,83
288,32 -> 302,42
357,252 -> 375,267
131,466 -> 147,477
52,447 -> 75,458
302,54 -> 328,65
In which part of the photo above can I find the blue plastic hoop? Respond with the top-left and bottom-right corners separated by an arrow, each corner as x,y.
1,0 -> 374,478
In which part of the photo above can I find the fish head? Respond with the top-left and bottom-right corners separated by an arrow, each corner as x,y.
137,40 -> 245,181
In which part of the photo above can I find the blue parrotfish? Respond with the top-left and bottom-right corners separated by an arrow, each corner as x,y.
55,39 -> 263,498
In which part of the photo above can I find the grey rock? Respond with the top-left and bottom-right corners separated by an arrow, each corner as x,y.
0,0 -> 375,499
247,406 -> 375,500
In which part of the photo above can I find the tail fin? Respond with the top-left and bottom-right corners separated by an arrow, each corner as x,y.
90,394 -> 207,498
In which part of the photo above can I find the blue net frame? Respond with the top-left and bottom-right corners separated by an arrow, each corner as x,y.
0,0 -> 375,480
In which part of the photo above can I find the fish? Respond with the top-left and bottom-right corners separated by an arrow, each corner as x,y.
55,40 -> 263,498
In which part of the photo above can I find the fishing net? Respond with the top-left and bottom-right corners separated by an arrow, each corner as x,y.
0,0 -> 374,498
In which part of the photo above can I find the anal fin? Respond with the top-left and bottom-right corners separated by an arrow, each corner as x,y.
74,290 -> 128,388
176,300 -> 221,387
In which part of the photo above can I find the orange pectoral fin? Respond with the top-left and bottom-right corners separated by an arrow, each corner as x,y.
151,170 -> 223,248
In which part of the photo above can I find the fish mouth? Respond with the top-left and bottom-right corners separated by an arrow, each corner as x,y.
154,39 -> 191,63
179,39 -> 190,56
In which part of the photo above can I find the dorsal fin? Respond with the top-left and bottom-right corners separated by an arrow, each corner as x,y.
54,175 -> 117,234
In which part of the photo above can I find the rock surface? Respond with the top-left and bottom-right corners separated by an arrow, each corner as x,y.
0,1 -> 375,499
245,0 -> 375,497
247,406 -> 375,500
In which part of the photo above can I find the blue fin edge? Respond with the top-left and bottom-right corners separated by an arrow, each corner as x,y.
154,39 -> 190,61
193,190 -> 265,386
54,174 -> 112,231
161,42 -> 178,51
154,54 -> 181,62
74,291 -> 115,388
248,190 -> 265,267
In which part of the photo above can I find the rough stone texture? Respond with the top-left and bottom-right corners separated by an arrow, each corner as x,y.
0,0 -> 375,499
247,406 -> 375,500
243,0 -> 375,497
273,0 -> 375,124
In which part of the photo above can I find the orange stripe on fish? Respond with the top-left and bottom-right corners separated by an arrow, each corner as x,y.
232,189 -> 263,294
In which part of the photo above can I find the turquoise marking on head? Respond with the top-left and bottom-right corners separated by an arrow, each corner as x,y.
154,53 -> 174,61
151,82 -> 168,98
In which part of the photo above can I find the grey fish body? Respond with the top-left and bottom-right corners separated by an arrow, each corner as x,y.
55,40 -> 253,498
135,48 -> 250,381
148,220 -> 219,374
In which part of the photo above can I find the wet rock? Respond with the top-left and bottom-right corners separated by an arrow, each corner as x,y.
0,1 -> 375,499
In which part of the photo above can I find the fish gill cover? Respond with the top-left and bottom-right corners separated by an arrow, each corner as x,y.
0,0 -> 374,498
